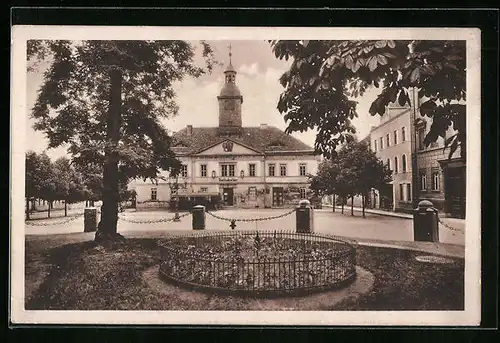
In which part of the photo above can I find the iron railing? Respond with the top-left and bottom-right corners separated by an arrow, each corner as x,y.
158,230 -> 356,297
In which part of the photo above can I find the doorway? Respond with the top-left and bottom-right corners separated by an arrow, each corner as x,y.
222,188 -> 234,206
272,187 -> 284,207
445,166 -> 466,218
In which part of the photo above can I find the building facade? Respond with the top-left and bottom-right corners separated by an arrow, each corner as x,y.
129,54 -> 320,210
365,88 -> 466,218
368,103 -> 413,213
414,103 -> 465,218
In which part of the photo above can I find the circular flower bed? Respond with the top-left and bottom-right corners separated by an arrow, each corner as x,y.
158,230 -> 357,297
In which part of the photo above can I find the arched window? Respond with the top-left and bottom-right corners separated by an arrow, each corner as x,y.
402,154 -> 407,172
394,156 -> 399,173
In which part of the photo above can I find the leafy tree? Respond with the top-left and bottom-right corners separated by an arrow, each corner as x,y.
343,140 -> 393,218
311,139 -> 392,217
35,152 -> 58,218
270,40 -> 465,159
309,159 -> 340,212
25,151 -> 41,219
28,40 -> 215,241
53,157 -> 87,216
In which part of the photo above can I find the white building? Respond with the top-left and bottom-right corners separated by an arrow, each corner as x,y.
368,101 -> 413,213
129,53 -> 320,210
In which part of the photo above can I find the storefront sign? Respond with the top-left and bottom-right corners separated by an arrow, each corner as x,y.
219,177 -> 238,182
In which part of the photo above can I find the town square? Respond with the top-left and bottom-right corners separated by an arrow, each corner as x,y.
11,25 -> 481,326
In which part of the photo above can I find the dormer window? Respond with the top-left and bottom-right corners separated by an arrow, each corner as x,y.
267,140 -> 285,148
173,141 -> 188,148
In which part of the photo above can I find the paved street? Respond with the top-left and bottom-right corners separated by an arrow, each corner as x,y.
24,208 -> 465,246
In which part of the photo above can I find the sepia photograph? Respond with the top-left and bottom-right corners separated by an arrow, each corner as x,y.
10,25 -> 481,326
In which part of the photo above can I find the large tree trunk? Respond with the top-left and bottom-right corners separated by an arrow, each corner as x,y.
332,194 -> 335,212
95,67 -> 124,242
362,193 -> 366,218
351,196 -> 354,216
26,198 -> 30,220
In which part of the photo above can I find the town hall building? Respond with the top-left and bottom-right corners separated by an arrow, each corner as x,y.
129,52 -> 320,210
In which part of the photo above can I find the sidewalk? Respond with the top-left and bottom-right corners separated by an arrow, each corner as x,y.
323,204 -> 412,219
323,204 -> 466,224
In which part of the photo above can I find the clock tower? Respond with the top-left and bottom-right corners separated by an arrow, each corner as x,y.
217,44 -> 243,133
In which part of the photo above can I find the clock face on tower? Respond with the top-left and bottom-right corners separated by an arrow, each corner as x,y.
224,100 -> 235,110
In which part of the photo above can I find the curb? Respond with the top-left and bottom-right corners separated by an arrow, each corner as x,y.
322,205 -> 412,219
355,241 -> 464,259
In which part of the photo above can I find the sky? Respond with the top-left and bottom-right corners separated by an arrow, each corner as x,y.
25,40 -> 382,160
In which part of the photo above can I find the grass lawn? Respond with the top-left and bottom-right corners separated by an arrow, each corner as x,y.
25,238 -> 464,311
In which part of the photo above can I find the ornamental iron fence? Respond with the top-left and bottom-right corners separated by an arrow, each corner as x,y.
158,230 -> 356,297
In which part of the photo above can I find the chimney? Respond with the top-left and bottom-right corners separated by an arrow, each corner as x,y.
186,125 -> 193,135
260,123 -> 267,129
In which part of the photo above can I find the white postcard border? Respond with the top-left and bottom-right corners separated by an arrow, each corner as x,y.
10,25 -> 482,326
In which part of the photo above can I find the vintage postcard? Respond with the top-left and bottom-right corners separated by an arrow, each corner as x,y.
10,25 -> 481,326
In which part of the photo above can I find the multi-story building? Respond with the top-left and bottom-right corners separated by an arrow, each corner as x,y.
129,54 -> 320,210
366,87 -> 465,218
414,101 -> 465,218
367,102 -> 413,213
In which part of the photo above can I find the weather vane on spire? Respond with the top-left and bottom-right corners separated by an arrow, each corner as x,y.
228,43 -> 232,64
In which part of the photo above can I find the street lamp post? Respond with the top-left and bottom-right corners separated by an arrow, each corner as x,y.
168,176 -> 181,222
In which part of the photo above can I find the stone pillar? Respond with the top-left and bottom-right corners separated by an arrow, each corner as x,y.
296,199 -> 314,233
84,207 -> 98,232
192,205 -> 205,230
413,200 -> 439,242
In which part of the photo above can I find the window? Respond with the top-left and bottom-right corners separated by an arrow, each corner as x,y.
200,187 -> 208,193
374,140 -> 377,152
151,188 -> 157,201
249,163 -> 256,177
399,184 -> 404,201
406,184 -> 411,201
394,156 -> 399,173
268,164 -> 275,176
420,170 -> 427,191
402,154 -> 407,172
200,164 -> 207,177
432,170 -> 440,191
393,130 -> 398,145
386,134 -> 390,147
402,127 -> 406,142
386,158 -> 391,170
300,188 -> 307,199
299,163 -> 307,176
380,137 -> 384,150
181,164 -> 188,178
280,164 -> 287,176
248,187 -> 257,201
221,164 -> 235,177
221,165 -> 228,177
418,127 -> 426,150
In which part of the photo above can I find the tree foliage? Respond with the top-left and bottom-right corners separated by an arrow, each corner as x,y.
309,139 -> 392,215
270,40 -> 466,159
28,40 -> 215,181
28,40 -> 215,239
25,151 -> 89,219
52,156 -> 87,204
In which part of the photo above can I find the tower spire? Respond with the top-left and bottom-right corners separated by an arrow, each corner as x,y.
228,43 -> 232,65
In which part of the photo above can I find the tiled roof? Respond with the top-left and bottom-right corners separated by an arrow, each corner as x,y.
171,126 -> 314,155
